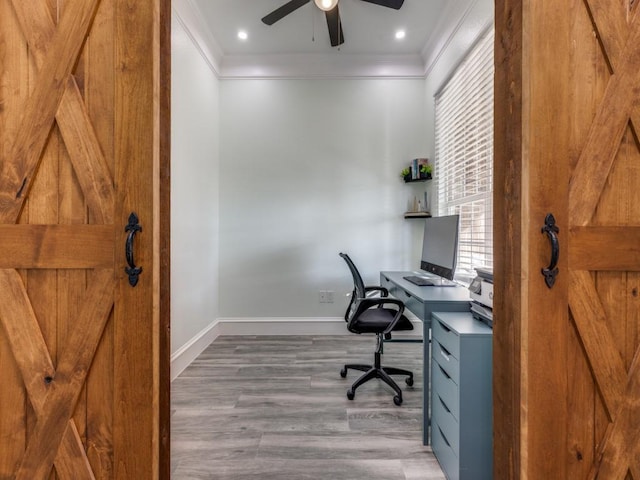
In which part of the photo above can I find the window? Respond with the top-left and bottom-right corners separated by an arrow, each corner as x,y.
435,28 -> 494,277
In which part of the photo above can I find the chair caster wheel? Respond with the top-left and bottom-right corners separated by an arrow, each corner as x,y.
393,395 -> 403,406
347,389 -> 355,400
405,376 -> 414,387
340,367 -> 347,378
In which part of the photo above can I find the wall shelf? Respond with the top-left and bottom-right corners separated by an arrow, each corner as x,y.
404,177 -> 433,184
404,212 -> 431,219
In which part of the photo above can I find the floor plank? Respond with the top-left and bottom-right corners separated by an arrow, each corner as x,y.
171,335 -> 445,479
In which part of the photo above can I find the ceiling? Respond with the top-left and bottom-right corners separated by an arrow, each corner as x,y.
178,0 -> 461,77
191,0 -> 449,56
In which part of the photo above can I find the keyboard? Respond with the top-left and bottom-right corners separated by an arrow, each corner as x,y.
403,275 -> 434,286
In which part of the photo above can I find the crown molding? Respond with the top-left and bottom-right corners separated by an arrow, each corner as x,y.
172,0 -> 224,77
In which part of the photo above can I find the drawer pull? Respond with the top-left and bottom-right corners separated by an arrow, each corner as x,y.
438,394 -> 451,413
439,344 -> 451,362
438,321 -> 451,333
439,364 -> 451,380
438,426 -> 451,447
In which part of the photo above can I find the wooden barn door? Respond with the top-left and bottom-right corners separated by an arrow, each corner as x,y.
494,0 -> 640,478
0,0 -> 170,479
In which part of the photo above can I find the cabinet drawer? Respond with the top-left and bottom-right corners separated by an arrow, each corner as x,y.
432,338 -> 460,385
432,358 -> 459,420
432,391 -> 460,455
432,420 -> 460,480
432,316 -> 460,359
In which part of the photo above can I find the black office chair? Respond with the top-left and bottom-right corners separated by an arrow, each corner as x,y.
338,253 -> 414,406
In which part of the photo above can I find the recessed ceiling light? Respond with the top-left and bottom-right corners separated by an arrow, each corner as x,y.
395,30 -> 406,40
238,30 -> 248,40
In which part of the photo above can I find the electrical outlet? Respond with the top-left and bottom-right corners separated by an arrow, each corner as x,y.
319,290 -> 335,303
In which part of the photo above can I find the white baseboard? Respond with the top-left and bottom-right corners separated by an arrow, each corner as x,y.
215,317 -> 349,336
170,321 -> 221,381
171,317 -> 423,380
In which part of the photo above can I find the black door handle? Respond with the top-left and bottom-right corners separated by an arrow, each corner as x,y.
541,213 -> 559,289
125,212 -> 142,287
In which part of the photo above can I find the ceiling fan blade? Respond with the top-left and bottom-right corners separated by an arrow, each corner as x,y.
359,0 -> 404,9
262,0 -> 311,25
325,5 -> 344,47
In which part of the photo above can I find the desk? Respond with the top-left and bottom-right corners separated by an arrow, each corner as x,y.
380,271 -> 470,445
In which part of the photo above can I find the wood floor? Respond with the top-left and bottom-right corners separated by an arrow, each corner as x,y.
171,335 -> 445,479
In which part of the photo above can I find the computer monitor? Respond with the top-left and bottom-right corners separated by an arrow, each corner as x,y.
420,214 -> 459,282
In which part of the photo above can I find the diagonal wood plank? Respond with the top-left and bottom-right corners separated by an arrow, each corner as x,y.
569,5 -> 640,226
0,269 -> 96,480
15,269 -> 114,480
568,270 -> 627,419
0,0 -> 101,224
10,0 -> 115,224
584,0 -> 629,71
0,269 -> 56,398
589,350 -> 640,480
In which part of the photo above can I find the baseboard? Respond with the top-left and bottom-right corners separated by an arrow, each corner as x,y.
170,320 -> 222,381
171,317 -> 424,380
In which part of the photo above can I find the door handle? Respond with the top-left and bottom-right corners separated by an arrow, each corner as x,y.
125,212 -> 142,287
541,213 -> 559,289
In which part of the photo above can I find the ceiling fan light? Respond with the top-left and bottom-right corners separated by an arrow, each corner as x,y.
314,0 -> 339,11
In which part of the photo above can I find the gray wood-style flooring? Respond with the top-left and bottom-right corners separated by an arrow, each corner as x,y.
171,335 -> 445,479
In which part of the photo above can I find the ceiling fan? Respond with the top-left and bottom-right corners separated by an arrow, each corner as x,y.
261,0 -> 405,47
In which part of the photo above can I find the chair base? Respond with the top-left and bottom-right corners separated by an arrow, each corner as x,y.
340,334 -> 414,406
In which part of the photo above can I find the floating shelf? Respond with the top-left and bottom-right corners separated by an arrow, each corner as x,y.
404,212 -> 432,219
404,177 -> 432,184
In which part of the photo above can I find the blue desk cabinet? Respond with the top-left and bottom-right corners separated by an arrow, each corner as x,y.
431,312 -> 492,480
380,272 -> 470,445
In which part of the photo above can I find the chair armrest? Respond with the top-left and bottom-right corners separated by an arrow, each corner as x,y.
364,286 -> 389,297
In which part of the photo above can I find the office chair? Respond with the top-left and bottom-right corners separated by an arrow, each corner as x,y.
338,253 -> 414,406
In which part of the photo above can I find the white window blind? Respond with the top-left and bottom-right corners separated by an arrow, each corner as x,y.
435,28 -> 494,277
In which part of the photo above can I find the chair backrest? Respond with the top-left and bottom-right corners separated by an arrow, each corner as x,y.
339,253 -> 366,299
339,253 -> 367,324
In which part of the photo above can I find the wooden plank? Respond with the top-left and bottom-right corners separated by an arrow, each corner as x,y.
569,226 -> 640,271
0,268 -> 94,479
569,12 -> 640,226
85,1 -> 116,477
0,0 -> 28,475
9,0 -> 115,225
493,0 -> 524,478
569,270 -> 627,418
0,225 -> 113,268
113,0 -> 162,476
0,0 -> 101,223
158,0 -> 172,477
15,270 -> 114,480
591,351 -> 640,479
584,0 -> 629,70
567,311 -> 597,479
0,270 -> 56,411
565,4 -> 609,476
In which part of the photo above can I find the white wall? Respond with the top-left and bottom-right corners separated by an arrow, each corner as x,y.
171,12 -> 220,356
219,78 -> 430,318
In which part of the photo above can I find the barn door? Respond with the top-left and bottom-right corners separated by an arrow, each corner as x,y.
0,0 -> 170,479
495,0 -> 640,478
